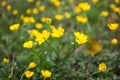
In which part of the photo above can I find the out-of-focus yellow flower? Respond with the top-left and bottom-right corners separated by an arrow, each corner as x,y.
111,38 -> 118,45
55,15 -> 63,21
13,9 -> 18,15
74,6 -> 81,13
28,62 -> 37,69
32,8 -> 39,14
51,26 -> 64,38
41,70 -> 52,78
76,16 -> 88,23
29,29 -> 41,38
98,63 -> 107,72
35,23 -> 43,29
27,0 -> 34,3
9,23 -> 20,31
35,1 -> 40,6
39,5 -> 45,12
89,40 -> 102,56
64,12 -> 71,19
23,16 -> 35,23
92,0 -> 99,4
78,2 -> 91,11
42,30 -> 50,40
8,75 -> 12,79
36,35 -> 45,45
110,4 -> 116,9
1,1 -> 6,7
3,58 -> 9,64
23,41 -> 34,49
24,71 -> 34,79
20,15 -> 24,20
23,17 -> 29,23
50,0 -> 60,7
6,5 -> 12,11
114,0 -> 120,3
107,23 -> 119,31
101,11 -> 109,17
74,32 -> 88,44
26,9 -> 31,14
41,17 -> 47,23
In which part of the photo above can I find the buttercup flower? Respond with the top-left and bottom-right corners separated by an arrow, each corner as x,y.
24,71 -> 34,79
101,11 -> 109,17
35,23 -> 43,29
98,63 -> 107,71
55,15 -> 63,21
9,23 -> 20,31
28,62 -> 37,69
51,26 -> 64,38
111,38 -> 118,45
107,23 -> 119,30
23,41 -> 34,48
41,70 -> 52,78
74,32 -> 88,44
3,58 -> 9,64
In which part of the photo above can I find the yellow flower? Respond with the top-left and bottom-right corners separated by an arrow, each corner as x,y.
115,0 -> 120,3
78,2 -> 91,11
101,11 -> 109,17
36,36 -> 45,45
23,41 -> 34,48
89,40 -> 102,56
8,75 -> 12,79
9,23 -> 20,31
41,70 -> 52,78
76,16 -> 88,23
27,0 -> 34,3
13,9 -> 18,15
74,32 -> 88,44
3,58 -> 9,64
29,17 -> 35,23
1,1 -> 7,7
29,29 -> 41,38
111,38 -> 118,45
50,0 -> 60,7
42,30 -> 50,40
51,26 -> 64,38
26,8 -> 32,14
32,8 -> 39,14
28,62 -> 37,69
41,17 -> 47,23
24,71 -> 34,79
35,23 -> 43,29
39,5 -> 45,12
107,23 -> 119,31
6,5 -> 12,11
92,0 -> 99,4
74,6 -> 81,13
55,15 -> 63,21
64,12 -> 71,19
98,63 -> 107,71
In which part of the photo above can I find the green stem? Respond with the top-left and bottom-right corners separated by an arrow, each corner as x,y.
20,67 -> 28,80
32,48 -> 41,58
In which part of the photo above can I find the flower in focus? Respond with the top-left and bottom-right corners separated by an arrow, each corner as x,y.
111,38 -> 118,45
28,62 -> 37,69
3,58 -> 9,64
24,71 -> 34,79
51,26 -> 64,38
98,63 -> 107,72
107,23 -> 119,31
23,41 -> 34,48
74,32 -> 88,44
9,23 -> 20,31
41,70 -> 52,78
